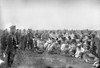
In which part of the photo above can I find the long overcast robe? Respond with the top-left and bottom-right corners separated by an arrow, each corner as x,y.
19,35 -> 27,50
6,34 -> 17,53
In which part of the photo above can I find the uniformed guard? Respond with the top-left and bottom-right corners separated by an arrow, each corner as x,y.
5,25 -> 17,67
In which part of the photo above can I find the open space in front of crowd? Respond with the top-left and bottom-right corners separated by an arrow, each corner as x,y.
0,50 -> 92,68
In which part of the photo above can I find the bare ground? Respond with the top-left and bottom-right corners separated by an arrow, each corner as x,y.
7,50 -> 93,68
0,48 -> 93,68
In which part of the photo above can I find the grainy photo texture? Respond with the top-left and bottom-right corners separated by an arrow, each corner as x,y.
0,0 -> 100,68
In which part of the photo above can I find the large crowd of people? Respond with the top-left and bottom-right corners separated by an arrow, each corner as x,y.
0,25 -> 100,68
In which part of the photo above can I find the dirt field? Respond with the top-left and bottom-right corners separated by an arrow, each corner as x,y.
0,50 -> 91,68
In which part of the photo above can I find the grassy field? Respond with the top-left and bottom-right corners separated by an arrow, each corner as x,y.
5,50 -> 92,68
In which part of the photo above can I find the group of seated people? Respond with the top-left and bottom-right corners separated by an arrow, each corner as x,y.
0,28 -> 100,68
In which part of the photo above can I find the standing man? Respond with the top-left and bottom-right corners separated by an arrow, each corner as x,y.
16,29 -> 21,45
5,25 -> 17,67
19,29 -> 27,50
27,29 -> 34,50
92,32 -> 100,68
91,33 -> 100,58
0,30 -> 8,57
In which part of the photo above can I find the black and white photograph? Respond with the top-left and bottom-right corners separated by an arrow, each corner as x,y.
0,0 -> 100,68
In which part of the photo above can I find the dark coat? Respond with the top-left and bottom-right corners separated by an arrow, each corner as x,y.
6,34 -> 17,53
0,34 -> 8,50
27,37 -> 33,45
16,32 -> 21,45
19,35 -> 28,49
20,35 -> 27,45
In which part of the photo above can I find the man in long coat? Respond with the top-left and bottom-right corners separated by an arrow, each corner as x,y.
27,29 -> 34,50
5,25 -> 17,67
19,29 -> 27,50
16,29 -> 21,45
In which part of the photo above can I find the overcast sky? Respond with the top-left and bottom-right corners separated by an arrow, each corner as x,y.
0,0 -> 100,30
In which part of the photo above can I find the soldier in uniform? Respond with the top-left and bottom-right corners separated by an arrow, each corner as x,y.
5,25 -> 17,67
